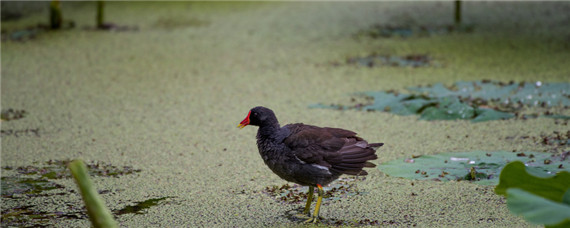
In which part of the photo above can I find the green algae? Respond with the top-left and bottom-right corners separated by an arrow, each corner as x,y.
2,1 -> 570,227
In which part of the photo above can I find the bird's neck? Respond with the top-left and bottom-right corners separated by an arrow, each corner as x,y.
257,122 -> 280,139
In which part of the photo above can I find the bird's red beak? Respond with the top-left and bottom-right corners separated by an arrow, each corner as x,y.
238,110 -> 251,129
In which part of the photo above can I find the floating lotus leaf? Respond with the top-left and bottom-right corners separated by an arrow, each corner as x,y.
495,161 -> 570,228
310,80 -> 570,122
419,96 -> 476,120
505,188 -> 570,228
408,81 -> 570,106
377,151 -> 570,186
472,108 -> 515,122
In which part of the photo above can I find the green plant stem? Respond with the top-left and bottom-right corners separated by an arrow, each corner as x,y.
455,0 -> 461,26
96,1 -> 105,29
50,0 -> 63,29
68,160 -> 118,228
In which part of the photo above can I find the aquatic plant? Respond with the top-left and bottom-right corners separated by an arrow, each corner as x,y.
495,161 -> 570,228
310,80 -> 570,122
68,160 -> 118,228
377,151 -> 569,185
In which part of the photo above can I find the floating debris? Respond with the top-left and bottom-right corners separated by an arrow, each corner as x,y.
1,160 -> 143,227
505,131 -> 570,154
1,176 -> 65,198
82,23 -> 139,32
1,21 -> 74,42
263,177 -> 364,204
356,23 -> 474,39
1,109 -> 27,121
115,197 -> 173,215
285,207 -> 387,226
152,17 -> 210,30
0,128 -> 40,137
345,53 -> 437,68
4,160 -> 142,180
0,205 -> 86,227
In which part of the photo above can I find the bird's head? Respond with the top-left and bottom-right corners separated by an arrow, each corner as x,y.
238,106 -> 276,129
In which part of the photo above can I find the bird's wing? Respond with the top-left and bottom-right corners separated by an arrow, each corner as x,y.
283,124 -> 380,175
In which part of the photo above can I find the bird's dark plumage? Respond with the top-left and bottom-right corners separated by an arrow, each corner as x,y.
238,106 -> 383,223
239,106 -> 382,186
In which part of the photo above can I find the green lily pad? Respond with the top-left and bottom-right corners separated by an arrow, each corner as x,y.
506,188 -> 570,228
419,96 -> 476,120
310,80 -> 570,122
377,151 -> 570,185
495,161 -> 570,202
359,91 -> 421,115
495,161 -> 570,227
472,108 -> 515,122
408,81 -> 570,107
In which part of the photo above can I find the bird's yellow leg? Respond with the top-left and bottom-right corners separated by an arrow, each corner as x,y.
305,184 -> 323,223
303,186 -> 314,215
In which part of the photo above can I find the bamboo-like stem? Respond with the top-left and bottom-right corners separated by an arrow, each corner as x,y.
96,1 -> 105,29
50,0 -> 62,29
68,160 -> 118,228
454,0 -> 462,26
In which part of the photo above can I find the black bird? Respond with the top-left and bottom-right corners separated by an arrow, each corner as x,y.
238,106 -> 383,223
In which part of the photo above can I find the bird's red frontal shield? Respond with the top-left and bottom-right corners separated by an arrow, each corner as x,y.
237,110 -> 251,129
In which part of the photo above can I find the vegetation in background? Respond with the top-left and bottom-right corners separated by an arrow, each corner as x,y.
96,1 -> 104,29
49,1 -> 62,29
455,0 -> 461,26
2,1 -> 137,42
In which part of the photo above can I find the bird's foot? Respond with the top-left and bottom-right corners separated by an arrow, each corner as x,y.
292,212 -> 311,219
285,208 -> 311,222
303,216 -> 319,224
